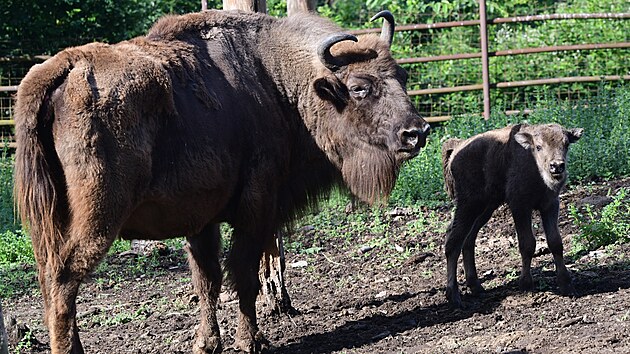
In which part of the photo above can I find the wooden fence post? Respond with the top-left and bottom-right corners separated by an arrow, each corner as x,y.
223,0 -> 266,12
479,0 -> 491,119
0,302 -> 9,354
287,0 -> 317,16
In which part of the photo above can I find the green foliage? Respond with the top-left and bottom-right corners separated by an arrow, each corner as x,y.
0,142 -> 17,233
0,230 -> 33,266
0,0 -> 219,56
569,188 -> 630,254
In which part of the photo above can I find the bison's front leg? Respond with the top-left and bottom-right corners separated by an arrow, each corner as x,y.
540,201 -> 575,296
227,229 -> 268,353
510,207 -> 536,291
186,224 -> 223,354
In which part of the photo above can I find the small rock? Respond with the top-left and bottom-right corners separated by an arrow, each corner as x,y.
290,260 -> 308,268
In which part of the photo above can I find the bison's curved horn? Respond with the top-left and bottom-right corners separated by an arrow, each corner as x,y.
317,33 -> 358,71
370,10 -> 395,47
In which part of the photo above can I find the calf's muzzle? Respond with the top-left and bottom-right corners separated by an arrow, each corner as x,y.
550,161 -> 566,175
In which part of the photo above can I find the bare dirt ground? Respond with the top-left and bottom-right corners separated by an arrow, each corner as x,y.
4,177 -> 630,354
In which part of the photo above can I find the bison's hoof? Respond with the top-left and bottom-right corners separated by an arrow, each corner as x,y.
234,330 -> 269,353
193,336 -> 222,354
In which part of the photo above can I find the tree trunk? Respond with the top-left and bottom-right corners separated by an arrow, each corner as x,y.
0,302 -> 9,354
287,0 -> 317,16
222,0 -> 266,12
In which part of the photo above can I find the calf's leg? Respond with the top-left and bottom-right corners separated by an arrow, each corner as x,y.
510,207 -> 536,291
186,224 -> 223,354
445,204 -> 480,308
461,205 -> 496,295
540,201 -> 575,295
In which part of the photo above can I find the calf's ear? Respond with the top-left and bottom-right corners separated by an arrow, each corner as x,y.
515,132 -> 534,150
567,128 -> 583,143
314,76 -> 348,110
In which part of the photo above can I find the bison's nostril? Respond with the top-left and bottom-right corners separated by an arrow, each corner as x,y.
550,162 -> 565,174
401,130 -> 419,148
400,124 -> 430,150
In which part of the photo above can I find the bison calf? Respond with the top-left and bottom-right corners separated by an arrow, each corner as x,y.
442,123 -> 583,308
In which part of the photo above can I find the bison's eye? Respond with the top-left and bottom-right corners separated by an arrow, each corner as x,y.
536,145 -> 542,151
349,84 -> 369,100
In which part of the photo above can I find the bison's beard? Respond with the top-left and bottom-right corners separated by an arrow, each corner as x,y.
341,147 -> 400,205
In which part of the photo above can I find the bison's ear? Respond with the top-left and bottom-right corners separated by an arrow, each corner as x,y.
567,128 -> 583,143
314,77 -> 348,109
515,132 -> 534,150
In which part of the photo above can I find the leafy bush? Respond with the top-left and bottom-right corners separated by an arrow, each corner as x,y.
569,188 -> 630,255
0,142 -> 17,233
0,229 -> 33,266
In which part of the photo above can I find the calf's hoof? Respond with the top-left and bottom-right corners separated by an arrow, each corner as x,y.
518,274 -> 534,291
446,287 -> 463,309
193,336 -> 222,354
558,281 -> 576,297
466,280 -> 485,296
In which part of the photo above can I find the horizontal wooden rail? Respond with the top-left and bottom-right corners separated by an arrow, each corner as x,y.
409,75 -> 630,96
398,42 -> 630,64
351,12 -> 630,34
0,86 -> 18,92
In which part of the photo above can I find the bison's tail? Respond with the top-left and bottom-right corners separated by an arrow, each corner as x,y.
441,138 -> 462,200
13,53 -> 75,261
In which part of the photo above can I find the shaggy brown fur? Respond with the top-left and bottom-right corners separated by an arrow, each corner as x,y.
13,10 -> 428,354
441,124 -> 582,308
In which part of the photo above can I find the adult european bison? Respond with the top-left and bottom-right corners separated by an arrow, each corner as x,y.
442,123 -> 582,308
13,9 -> 429,354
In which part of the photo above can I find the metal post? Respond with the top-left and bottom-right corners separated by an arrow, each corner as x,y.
479,0 -> 491,119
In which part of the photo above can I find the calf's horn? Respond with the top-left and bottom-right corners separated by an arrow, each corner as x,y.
370,10 -> 395,47
317,33 -> 358,71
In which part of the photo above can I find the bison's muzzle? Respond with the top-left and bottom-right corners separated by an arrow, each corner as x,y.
399,122 -> 430,157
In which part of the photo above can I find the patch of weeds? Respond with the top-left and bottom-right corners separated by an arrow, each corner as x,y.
14,327 -> 36,353
0,264 -> 38,298
0,229 -> 34,266
569,188 -> 630,256
505,269 -> 519,282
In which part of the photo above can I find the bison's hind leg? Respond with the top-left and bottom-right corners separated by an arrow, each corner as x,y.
461,204 -> 497,296
186,224 -> 223,354
45,207 -> 122,354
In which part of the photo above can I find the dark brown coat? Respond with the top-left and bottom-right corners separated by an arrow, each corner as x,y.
13,10 -> 429,353
442,123 -> 582,308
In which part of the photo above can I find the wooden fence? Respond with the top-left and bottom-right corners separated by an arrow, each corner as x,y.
1,3 -> 628,144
